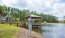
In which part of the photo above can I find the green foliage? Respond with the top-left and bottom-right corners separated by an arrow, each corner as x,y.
0,5 -> 58,23
0,5 -> 3,15
63,16 -> 65,23
39,13 -> 58,23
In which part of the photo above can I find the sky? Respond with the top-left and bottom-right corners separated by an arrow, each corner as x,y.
0,0 -> 65,20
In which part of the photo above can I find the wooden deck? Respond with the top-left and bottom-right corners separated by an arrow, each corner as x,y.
32,25 -> 41,28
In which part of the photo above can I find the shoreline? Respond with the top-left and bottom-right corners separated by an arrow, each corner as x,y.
41,23 -> 65,24
18,28 -> 44,38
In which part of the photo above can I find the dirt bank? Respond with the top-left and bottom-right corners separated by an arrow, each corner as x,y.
18,28 -> 44,38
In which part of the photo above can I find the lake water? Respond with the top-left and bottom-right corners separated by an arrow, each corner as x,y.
41,24 -> 65,38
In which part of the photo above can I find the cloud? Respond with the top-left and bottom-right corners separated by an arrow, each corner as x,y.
52,3 -> 65,20
11,0 -> 28,7
0,0 -> 65,20
0,0 -> 28,8
0,0 -> 4,5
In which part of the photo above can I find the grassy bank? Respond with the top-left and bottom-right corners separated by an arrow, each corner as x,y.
0,24 -> 19,38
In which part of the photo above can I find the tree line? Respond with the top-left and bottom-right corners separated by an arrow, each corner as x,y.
0,5 -> 58,23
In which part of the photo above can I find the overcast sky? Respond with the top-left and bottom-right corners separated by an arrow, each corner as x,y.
0,0 -> 65,20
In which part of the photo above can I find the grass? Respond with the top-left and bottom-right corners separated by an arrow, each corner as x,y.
0,24 -> 19,38
10,23 -> 27,28
9,23 -> 24,27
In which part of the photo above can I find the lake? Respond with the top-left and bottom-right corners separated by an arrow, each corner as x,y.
41,24 -> 65,38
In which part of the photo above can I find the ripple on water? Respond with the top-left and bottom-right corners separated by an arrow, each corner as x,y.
41,24 -> 65,38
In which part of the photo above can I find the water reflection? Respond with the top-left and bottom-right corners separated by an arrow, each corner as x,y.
41,24 -> 65,38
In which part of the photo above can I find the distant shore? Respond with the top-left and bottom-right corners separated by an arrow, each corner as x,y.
41,23 -> 65,24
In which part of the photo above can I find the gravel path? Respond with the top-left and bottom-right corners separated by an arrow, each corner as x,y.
18,28 -> 43,38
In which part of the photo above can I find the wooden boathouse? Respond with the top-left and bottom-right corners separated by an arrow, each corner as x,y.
25,14 -> 41,27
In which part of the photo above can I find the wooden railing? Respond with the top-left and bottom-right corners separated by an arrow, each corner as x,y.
32,22 -> 41,25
